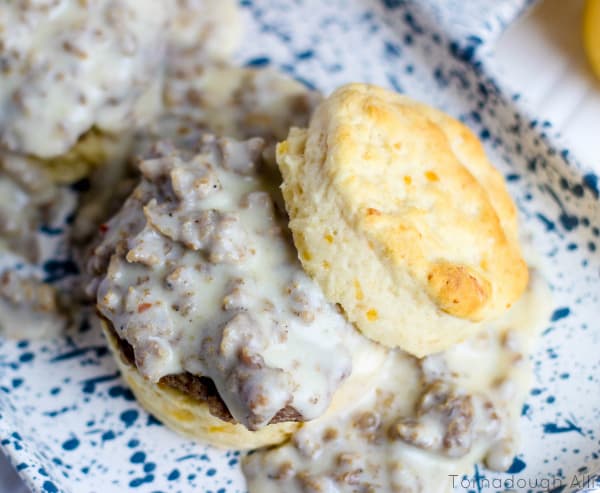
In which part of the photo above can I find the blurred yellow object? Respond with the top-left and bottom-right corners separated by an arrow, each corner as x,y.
584,0 -> 600,81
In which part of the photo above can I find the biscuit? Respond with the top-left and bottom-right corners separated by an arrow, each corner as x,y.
33,129 -> 133,184
102,319 -> 300,450
277,83 -> 528,356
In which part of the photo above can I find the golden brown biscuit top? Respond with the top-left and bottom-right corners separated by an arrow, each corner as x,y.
311,83 -> 527,320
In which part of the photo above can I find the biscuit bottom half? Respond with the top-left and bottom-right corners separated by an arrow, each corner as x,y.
101,318 -> 300,450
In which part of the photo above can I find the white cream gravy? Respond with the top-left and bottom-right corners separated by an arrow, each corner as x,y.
93,137 -> 385,430
243,267 -> 551,493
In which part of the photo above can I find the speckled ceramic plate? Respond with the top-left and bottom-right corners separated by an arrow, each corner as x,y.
2,1 -> 600,492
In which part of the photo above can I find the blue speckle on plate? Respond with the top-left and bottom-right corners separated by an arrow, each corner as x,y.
102,431 -> 116,442
129,474 -> 154,487
42,480 -> 58,493
42,259 -> 79,283
130,451 -> 146,464
62,437 -> 80,451
19,352 -> 34,363
551,307 -> 571,321
543,420 -> 584,436
120,409 -> 139,428
244,56 -> 270,67
507,457 -> 527,474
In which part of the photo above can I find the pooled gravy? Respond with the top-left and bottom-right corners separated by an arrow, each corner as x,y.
0,151 -> 65,260
92,137 -> 384,430
0,271 -> 67,339
0,151 -> 75,338
243,270 -> 551,492
156,62 -> 322,147
0,0 -> 168,158
0,0 -> 239,159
